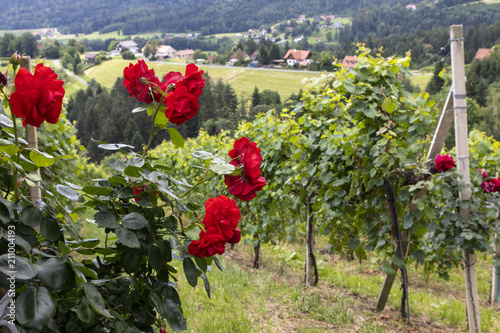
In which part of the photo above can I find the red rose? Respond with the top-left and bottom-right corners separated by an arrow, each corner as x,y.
435,154 -> 456,172
203,195 -> 241,240
164,71 -> 183,86
188,227 -> 227,258
180,63 -> 205,97
164,84 -> 199,125
224,176 -> 267,201
481,179 -> 496,193
159,327 -> 168,333
123,60 -> 160,104
228,228 -> 241,244
224,137 -> 267,201
10,63 -> 65,127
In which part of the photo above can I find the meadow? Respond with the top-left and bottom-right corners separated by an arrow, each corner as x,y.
84,59 -> 323,99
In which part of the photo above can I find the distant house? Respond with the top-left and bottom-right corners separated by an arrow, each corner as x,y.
207,55 -> 216,63
293,36 -> 304,43
116,40 -> 139,54
474,48 -> 494,60
316,38 -> 323,42
406,3 -> 417,10
186,32 -> 195,39
298,15 -> 307,22
341,55 -> 358,71
284,49 -> 312,66
155,45 -> 177,59
229,51 -> 250,64
287,27 -> 293,32
332,22 -> 343,29
175,49 -> 195,59
248,29 -> 257,34
84,53 -> 97,65
250,50 -> 259,60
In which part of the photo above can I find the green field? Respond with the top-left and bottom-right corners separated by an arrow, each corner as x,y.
409,73 -> 433,92
85,59 -> 323,99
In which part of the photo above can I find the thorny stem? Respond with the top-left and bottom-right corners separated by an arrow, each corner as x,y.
143,103 -> 162,159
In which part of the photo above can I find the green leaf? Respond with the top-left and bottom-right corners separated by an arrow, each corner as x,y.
380,259 -> 397,276
168,127 -> 184,148
149,245 -> 163,272
21,206 -> 43,226
157,239 -> 172,262
30,149 -> 55,167
212,255 -> 225,272
81,238 -> 100,248
0,114 -> 13,127
56,184 -> 81,201
124,165 -> 143,178
347,238 -> 360,250
36,257 -> 75,291
183,258 -> 199,288
76,266 -> 98,279
0,254 -> 37,279
98,143 -> 134,151
403,215 -> 413,229
195,256 -> 207,273
94,211 -> 121,229
154,110 -> 169,126
128,157 -> 145,168
0,139 -> 19,156
120,249 -> 143,273
363,107 -> 376,118
116,228 -> 140,248
77,300 -> 95,324
192,151 -> 213,160
58,241 -> 71,255
109,175 -> 128,186
108,158 -> 127,172
185,224 -> 201,241
121,212 -> 148,230
41,216 -> 62,242
81,185 -> 112,196
382,98 -> 397,114
391,254 -> 406,269
164,298 -> 187,331
83,282 -> 113,318
17,287 -> 56,329
201,272 -> 211,298
343,80 -> 356,93
209,162 -> 235,175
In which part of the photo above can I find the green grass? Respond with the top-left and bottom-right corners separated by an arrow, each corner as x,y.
409,73 -> 432,92
85,59 -> 323,99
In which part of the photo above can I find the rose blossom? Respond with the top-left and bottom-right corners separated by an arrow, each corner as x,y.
224,137 -> 267,201
188,195 -> 241,258
123,60 -> 161,104
187,227 -> 227,258
180,63 -> 205,97
435,154 -> 456,172
10,63 -> 65,127
203,195 -> 241,240
164,84 -> 199,125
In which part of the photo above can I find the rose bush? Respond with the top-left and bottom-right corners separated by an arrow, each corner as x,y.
0,57 -> 264,332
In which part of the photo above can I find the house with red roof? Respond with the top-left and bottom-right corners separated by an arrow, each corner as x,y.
284,49 -> 312,66
341,55 -> 358,71
474,48 -> 494,60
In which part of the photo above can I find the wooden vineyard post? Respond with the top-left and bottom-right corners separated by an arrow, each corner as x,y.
20,57 -> 43,206
450,25 -> 481,333
492,240 -> 500,304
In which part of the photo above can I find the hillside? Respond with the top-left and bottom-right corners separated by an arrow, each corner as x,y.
0,0 -> 433,35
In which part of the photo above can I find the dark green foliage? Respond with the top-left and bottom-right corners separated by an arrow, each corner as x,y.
425,61 -> 445,95
121,50 -> 136,60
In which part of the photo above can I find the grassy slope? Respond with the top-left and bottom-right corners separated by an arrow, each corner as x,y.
79,212 -> 500,333
85,59 -> 323,99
